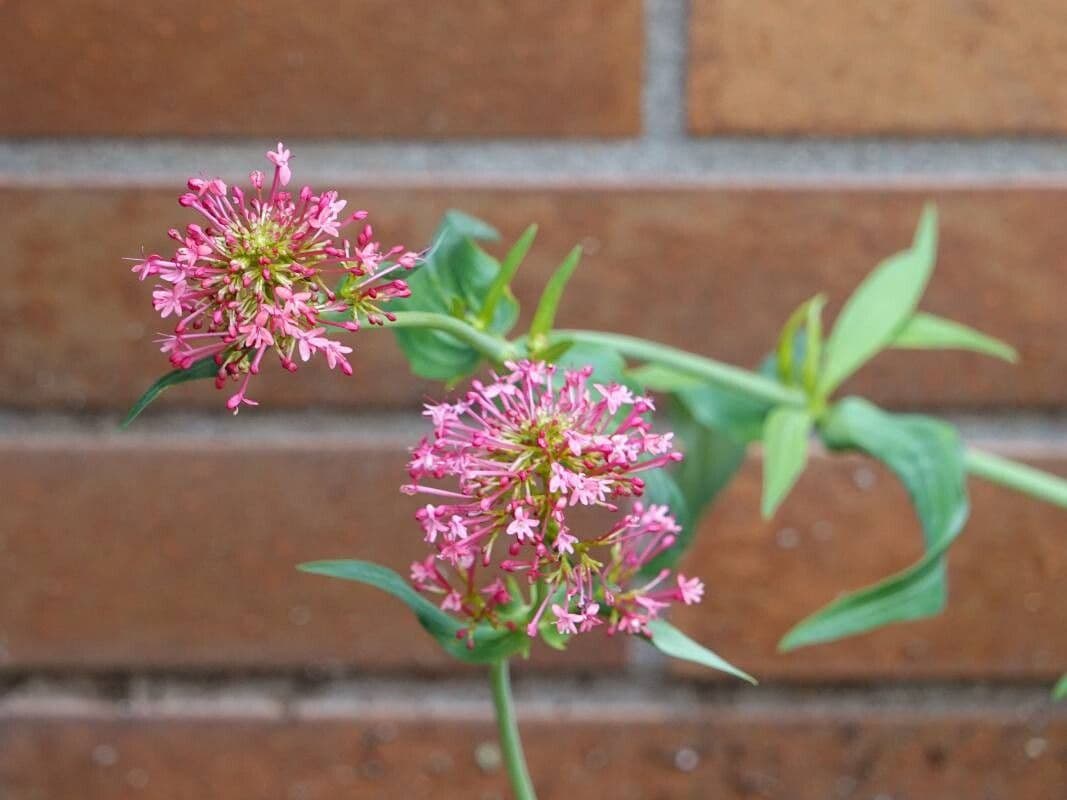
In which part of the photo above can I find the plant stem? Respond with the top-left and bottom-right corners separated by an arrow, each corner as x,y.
965,448 -> 1067,508
489,659 -> 537,800
388,311 -> 520,363
552,329 -> 806,407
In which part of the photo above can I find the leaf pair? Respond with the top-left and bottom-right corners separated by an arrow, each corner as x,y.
760,204 -> 1015,519
299,559 -> 754,682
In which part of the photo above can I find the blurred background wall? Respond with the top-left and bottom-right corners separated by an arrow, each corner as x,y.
2,1 -> 1066,797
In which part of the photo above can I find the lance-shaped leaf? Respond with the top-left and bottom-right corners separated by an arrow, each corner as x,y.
646,619 -> 756,684
891,312 -> 1018,363
775,294 -> 826,388
298,560 -> 529,664
761,406 -> 814,519
528,245 -> 583,352
818,204 -> 938,397
122,355 -> 218,428
477,223 -> 537,329
389,211 -> 519,381
780,397 -> 969,651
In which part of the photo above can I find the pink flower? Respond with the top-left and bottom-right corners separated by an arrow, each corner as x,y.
506,506 -> 539,542
595,383 -> 635,415
265,142 -> 292,186
130,143 -> 421,411
404,360 -> 698,643
554,529 -> 577,555
552,604 -> 584,635
152,281 -> 187,318
677,574 -> 705,605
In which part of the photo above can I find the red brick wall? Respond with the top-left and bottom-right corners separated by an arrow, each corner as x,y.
2,2 -> 1066,798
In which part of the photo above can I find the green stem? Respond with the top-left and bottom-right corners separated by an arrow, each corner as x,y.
489,659 -> 537,800
552,329 -> 806,407
387,311 -> 519,364
965,448 -> 1067,508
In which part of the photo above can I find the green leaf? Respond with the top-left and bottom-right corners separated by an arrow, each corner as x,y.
675,382 -> 773,445
802,295 -> 826,392
818,204 -> 939,397
891,312 -> 1018,363
641,467 -> 690,531
646,619 -> 756,684
554,341 -> 628,388
477,224 -> 538,329
390,211 -> 518,381
761,406 -> 814,519
528,245 -> 582,349
779,397 -> 969,650
298,560 -> 529,664
1053,674 -> 1067,701
121,356 -> 218,429
776,294 -> 825,387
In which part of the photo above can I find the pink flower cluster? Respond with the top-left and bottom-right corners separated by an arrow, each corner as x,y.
131,143 -> 419,412
404,360 -> 704,645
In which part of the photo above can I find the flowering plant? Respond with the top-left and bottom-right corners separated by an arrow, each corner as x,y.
125,145 -> 1067,799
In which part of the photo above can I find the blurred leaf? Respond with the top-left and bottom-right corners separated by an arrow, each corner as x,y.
818,204 -> 938,397
298,560 -> 529,664
642,394 -> 748,575
626,363 -> 703,392
646,619 -> 756,684
478,224 -> 538,329
891,312 -> 1018,363
390,211 -> 518,381
776,294 -> 825,387
121,356 -> 218,429
538,619 -> 570,651
529,245 -> 583,349
675,382 -> 773,445
761,406 -> 814,519
780,397 -> 968,650
554,341 -> 628,387
802,295 -> 826,392
1054,674 -> 1067,701
534,338 -> 575,364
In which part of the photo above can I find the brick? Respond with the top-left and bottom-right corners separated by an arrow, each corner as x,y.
689,1 -> 1067,135
0,437 -> 622,673
2,708 -> 1065,799
1,437 -> 1065,678
5,184 -> 1067,412
671,452 -> 1067,681
0,1 -> 642,137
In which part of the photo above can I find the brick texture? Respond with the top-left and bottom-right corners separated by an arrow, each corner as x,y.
6,185 -> 1067,412
2,709 -> 1064,799
689,0 -> 1067,135
0,1 -> 642,137
2,438 -> 1064,678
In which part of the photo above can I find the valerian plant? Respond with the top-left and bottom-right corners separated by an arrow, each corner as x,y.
124,145 -> 1067,800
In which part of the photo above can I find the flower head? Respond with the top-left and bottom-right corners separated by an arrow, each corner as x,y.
132,144 -> 420,412
404,360 -> 700,646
